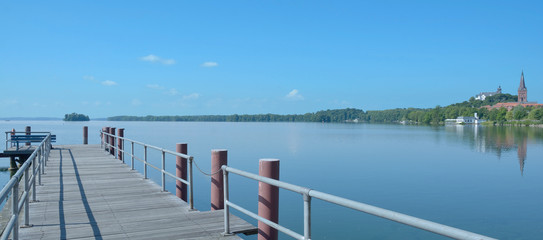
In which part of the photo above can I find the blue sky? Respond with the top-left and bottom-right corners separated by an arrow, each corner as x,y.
1,1 -> 542,118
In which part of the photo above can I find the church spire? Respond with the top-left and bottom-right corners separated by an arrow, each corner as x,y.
519,71 -> 526,90
518,71 -> 527,103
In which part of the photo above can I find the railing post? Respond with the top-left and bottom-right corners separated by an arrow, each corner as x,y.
131,142 -> 135,170
189,157 -> 194,210
223,169 -> 231,235
25,125 -> 31,146
32,155 -> 36,202
258,159 -> 280,240
43,143 -> 47,168
83,126 -> 88,145
211,149 -> 227,210
41,145 -> 45,175
38,149 -> 42,186
143,146 -> 148,179
161,150 -> 166,191
12,177 -> 19,240
109,127 -> 116,156
303,194 -> 311,240
24,166 -> 30,227
175,143 -> 188,201
104,127 -> 110,152
118,128 -> 124,162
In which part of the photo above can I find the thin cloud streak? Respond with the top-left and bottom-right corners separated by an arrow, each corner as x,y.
140,54 -> 176,65
285,89 -> 304,101
201,62 -> 218,67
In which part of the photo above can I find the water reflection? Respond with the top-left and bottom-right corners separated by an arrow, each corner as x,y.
446,125 -> 543,175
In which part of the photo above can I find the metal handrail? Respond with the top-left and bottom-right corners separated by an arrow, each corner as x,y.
0,133 -> 51,240
4,131 -> 53,150
221,166 -> 496,240
100,131 -> 194,209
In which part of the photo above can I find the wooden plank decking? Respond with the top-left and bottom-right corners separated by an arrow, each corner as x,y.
18,145 -> 255,240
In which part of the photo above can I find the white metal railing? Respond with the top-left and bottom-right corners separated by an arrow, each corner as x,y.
100,131 -> 194,209
0,134 -> 52,240
4,131 -> 52,150
221,166 -> 496,240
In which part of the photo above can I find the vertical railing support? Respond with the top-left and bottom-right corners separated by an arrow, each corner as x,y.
118,128 -> 124,162
189,156 -> 194,210
303,194 -> 311,240
104,127 -> 111,152
109,127 -> 116,156
100,127 -> 104,149
143,146 -> 148,179
176,143 -> 188,201
24,166 -> 30,227
83,126 -> 88,145
12,177 -> 19,240
25,126 -> 31,146
161,150 -> 166,191
223,169 -> 230,235
38,150 -> 42,186
211,149 -> 227,210
41,145 -> 45,175
32,155 -> 36,202
131,142 -> 135,170
258,159 -> 280,240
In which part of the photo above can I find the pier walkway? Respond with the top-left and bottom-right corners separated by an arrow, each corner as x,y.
18,144 -> 254,240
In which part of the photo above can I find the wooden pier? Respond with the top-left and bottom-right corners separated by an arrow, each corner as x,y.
17,144 -> 255,240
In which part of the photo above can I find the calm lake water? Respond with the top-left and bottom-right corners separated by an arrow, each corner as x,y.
2,120 -> 543,239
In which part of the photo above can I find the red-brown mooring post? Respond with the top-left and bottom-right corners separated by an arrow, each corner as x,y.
176,143 -> 188,201
211,149 -> 227,210
83,126 -> 88,145
258,159 -> 280,240
104,127 -> 110,151
109,127 -> 116,155
117,128 -> 124,161
25,126 -> 31,146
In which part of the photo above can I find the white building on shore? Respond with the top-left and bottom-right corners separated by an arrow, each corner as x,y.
445,113 -> 485,125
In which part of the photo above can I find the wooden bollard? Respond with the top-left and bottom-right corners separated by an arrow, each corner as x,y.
176,143 -> 188,201
83,126 -> 88,145
25,126 -> 31,146
211,149 -> 227,210
109,127 -> 116,155
258,159 -> 280,240
117,128 -> 124,161
104,127 -> 110,151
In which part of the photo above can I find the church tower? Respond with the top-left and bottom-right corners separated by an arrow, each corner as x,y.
518,71 -> 527,103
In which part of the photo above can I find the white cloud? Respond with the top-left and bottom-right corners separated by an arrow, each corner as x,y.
183,93 -> 200,100
132,99 -> 142,106
201,62 -> 218,67
83,75 -> 95,81
101,80 -> 118,86
162,59 -> 176,65
167,88 -> 179,96
146,84 -> 165,90
285,89 -> 304,101
140,54 -> 175,65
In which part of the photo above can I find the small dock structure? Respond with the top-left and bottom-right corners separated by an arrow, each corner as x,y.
1,126 -> 498,240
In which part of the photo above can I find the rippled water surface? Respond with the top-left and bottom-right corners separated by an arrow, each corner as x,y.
1,121 -> 542,239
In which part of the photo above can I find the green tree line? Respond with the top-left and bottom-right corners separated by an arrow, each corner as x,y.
108,94 -> 543,124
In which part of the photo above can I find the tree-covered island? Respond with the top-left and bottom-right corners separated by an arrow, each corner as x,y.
64,113 -> 90,121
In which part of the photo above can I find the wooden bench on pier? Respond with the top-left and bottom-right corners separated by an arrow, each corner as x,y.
9,134 -> 56,150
